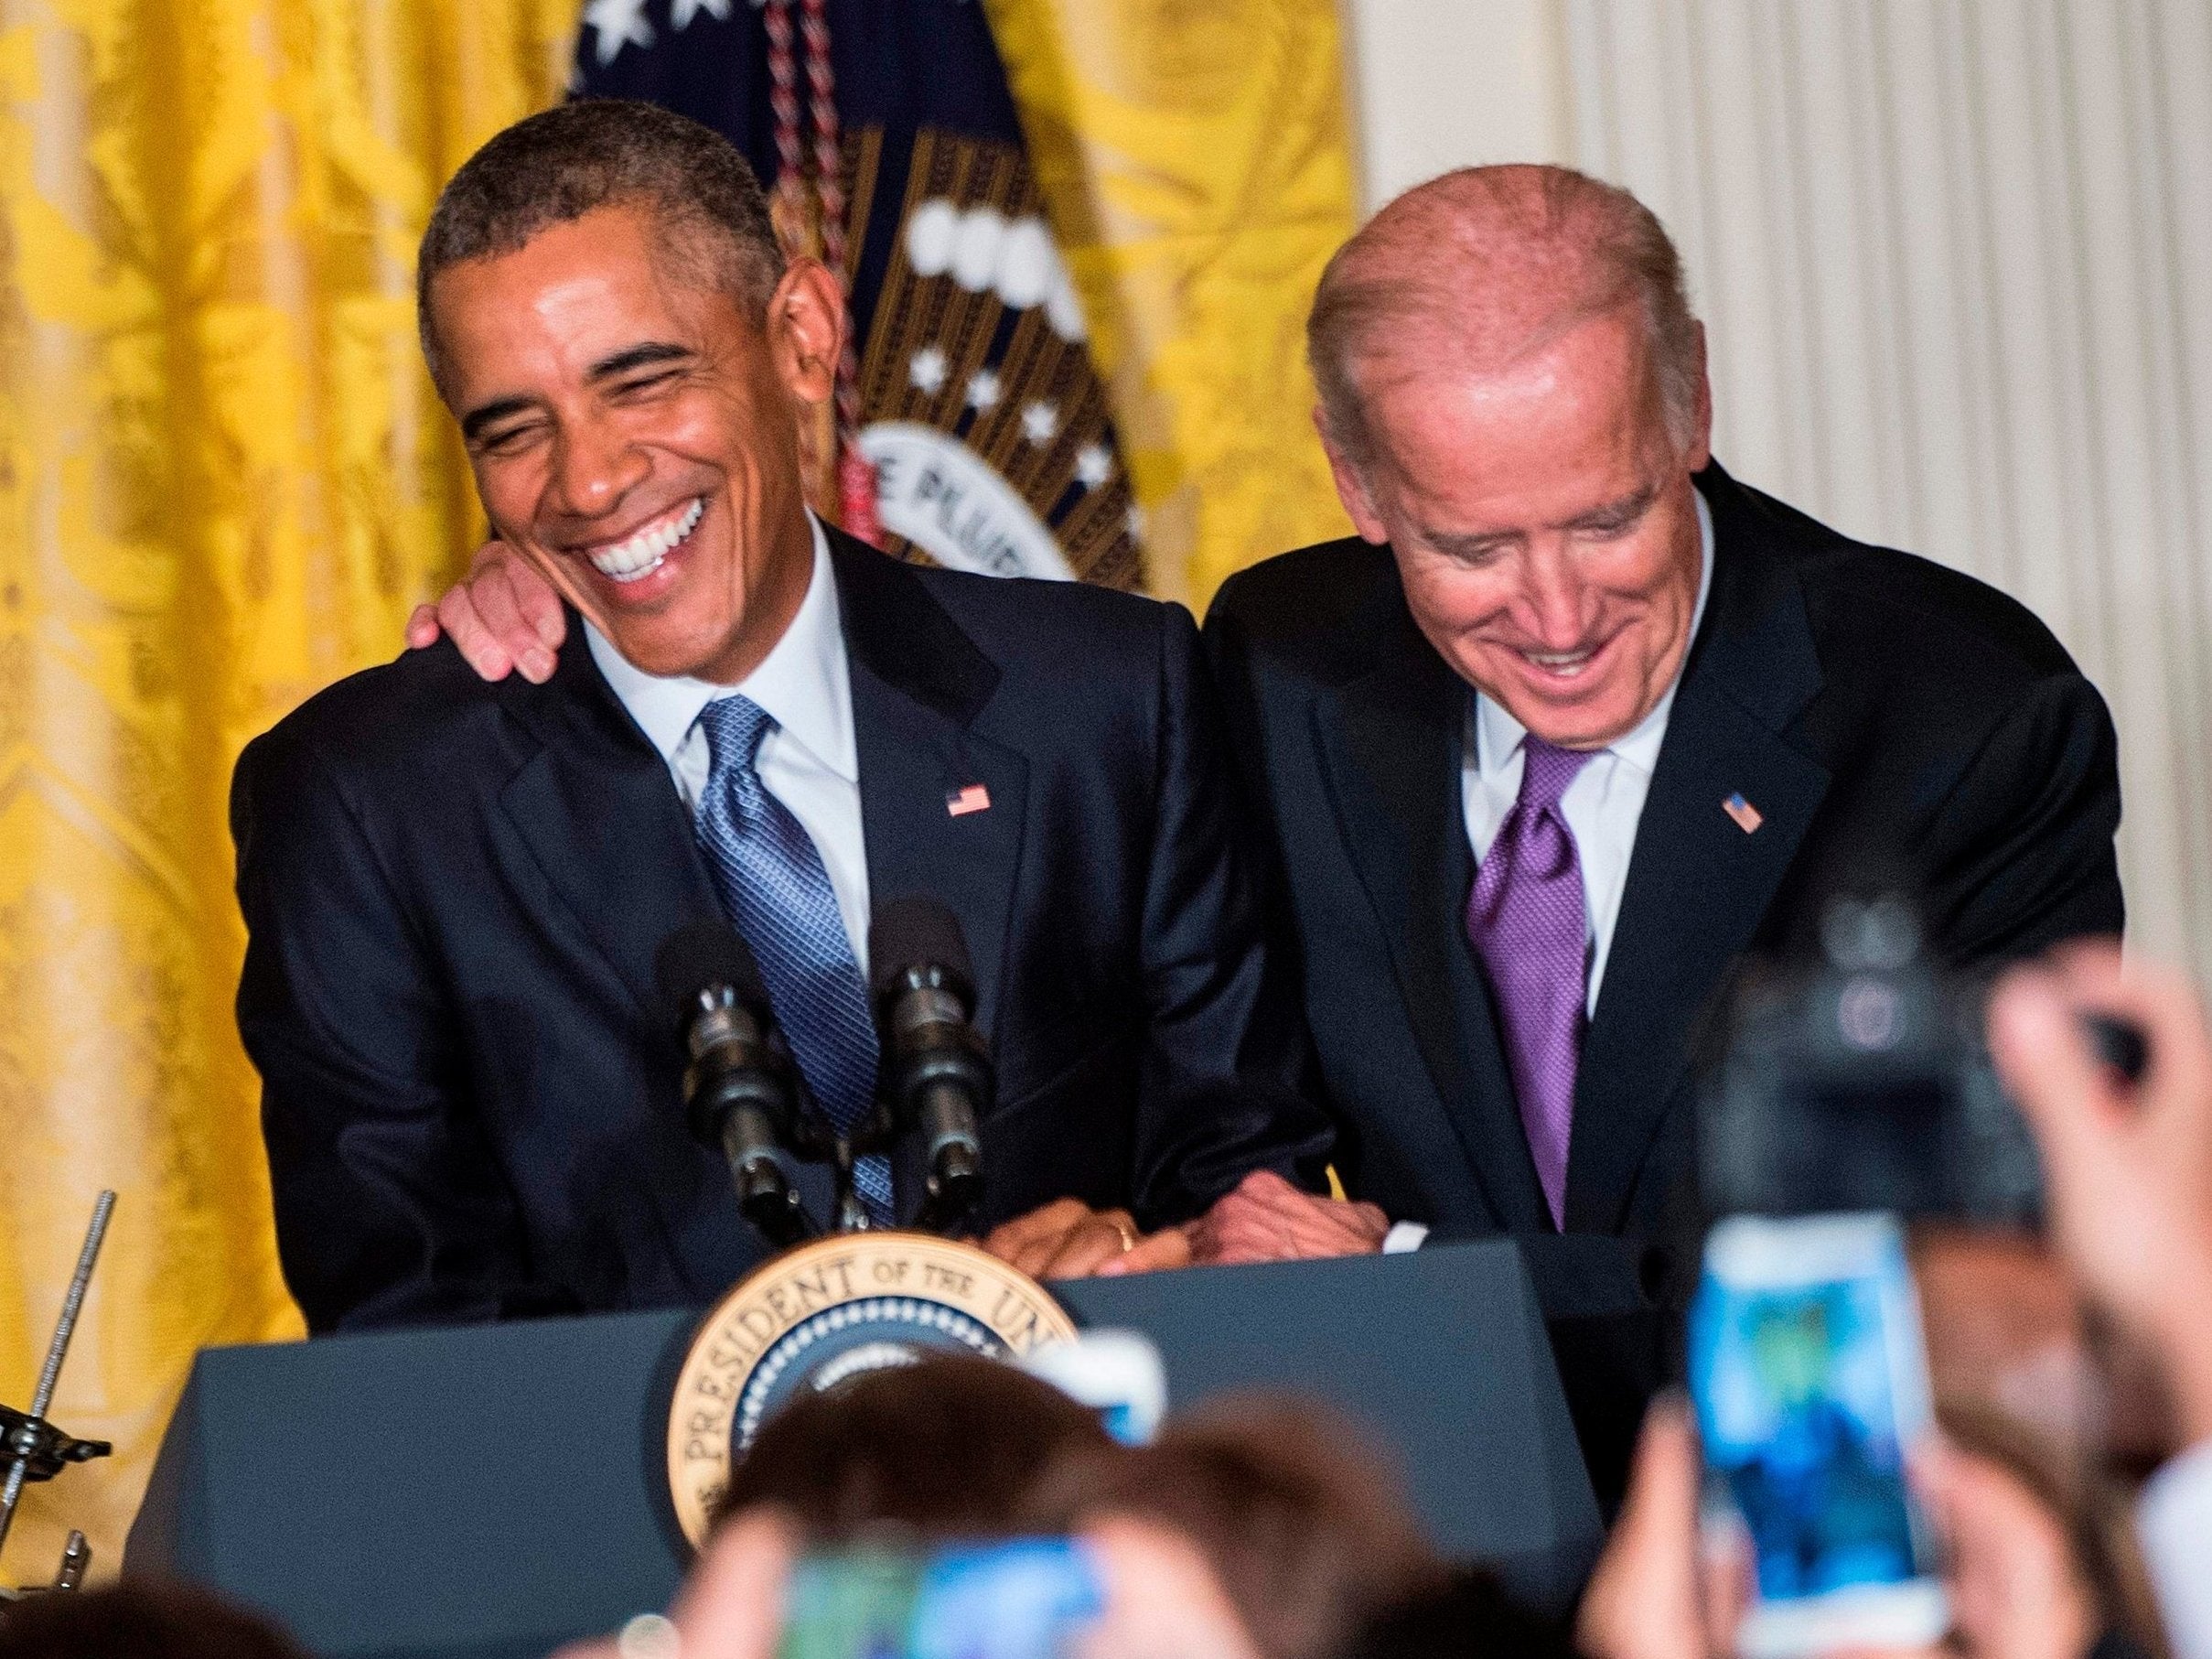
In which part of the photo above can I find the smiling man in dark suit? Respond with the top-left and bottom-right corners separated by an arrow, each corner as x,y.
1193,165 -> 2122,1272
1185,165 -> 2123,1503
232,101 -> 1327,1333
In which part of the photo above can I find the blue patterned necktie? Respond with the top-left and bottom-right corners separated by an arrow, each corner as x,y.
693,695 -> 893,1223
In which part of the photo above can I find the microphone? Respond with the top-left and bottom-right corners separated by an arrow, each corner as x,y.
654,921 -> 812,1245
869,898 -> 991,1221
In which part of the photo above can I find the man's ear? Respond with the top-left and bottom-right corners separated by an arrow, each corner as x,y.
1681,320 -> 1713,473
765,258 -> 845,406
1315,408 -> 1391,545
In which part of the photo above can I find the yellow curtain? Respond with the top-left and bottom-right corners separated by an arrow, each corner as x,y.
984,0 -> 1358,608
0,0 -> 1350,1586
0,0 -> 573,1579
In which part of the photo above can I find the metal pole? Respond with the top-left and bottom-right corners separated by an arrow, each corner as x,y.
0,1191 -> 115,1564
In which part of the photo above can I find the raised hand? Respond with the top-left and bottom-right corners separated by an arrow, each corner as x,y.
1988,941 -> 2212,1444
1577,1397 -> 1750,1659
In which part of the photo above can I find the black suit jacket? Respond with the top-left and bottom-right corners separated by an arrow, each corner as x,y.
235,529 -> 1329,1333
1204,463 -> 2123,1247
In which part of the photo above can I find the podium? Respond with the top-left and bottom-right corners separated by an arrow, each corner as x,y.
127,1241 -> 1600,1659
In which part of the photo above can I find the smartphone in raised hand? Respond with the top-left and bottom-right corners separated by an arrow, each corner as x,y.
1690,1212 -> 1948,1658
778,1538 -> 1105,1659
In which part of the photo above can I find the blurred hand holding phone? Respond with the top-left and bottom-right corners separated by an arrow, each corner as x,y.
775,1525 -> 1261,1659
1691,1213 -> 1948,1658
778,1539 -> 1105,1659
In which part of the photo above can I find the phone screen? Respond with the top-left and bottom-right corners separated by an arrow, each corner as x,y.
779,1539 -> 1105,1659
1690,1213 -> 1947,1657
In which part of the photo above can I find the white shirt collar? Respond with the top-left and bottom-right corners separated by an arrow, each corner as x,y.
1475,485 -> 1716,780
585,512 -> 856,782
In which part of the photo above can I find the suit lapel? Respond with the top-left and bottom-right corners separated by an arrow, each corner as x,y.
497,626 -> 725,1025
831,534 -> 1028,1045
500,541 -> 1028,1236
1311,597 -> 1552,1233
1567,471 -> 1832,1233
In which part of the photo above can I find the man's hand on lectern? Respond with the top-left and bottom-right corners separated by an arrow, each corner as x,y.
1106,1171 -> 1386,1276
406,539 -> 567,683
983,1197 -> 1189,1280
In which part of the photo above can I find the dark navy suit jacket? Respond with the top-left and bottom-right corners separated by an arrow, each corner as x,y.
235,529 -> 1329,1333
1204,464 -> 2123,1501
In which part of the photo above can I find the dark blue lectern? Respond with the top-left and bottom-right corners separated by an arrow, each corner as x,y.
127,1241 -> 1600,1659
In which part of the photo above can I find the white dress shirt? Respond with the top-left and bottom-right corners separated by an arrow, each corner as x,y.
584,512 -> 873,973
1382,488 -> 1715,1255
2139,1438 -> 2212,1659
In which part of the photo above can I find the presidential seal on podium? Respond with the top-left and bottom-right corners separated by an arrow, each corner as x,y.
666,1233 -> 1078,1546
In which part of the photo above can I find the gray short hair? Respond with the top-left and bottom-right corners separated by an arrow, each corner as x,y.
416,99 -> 784,391
1308,166 -> 1702,473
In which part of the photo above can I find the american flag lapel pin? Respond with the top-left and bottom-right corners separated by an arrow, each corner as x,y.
946,783 -> 992,817
1722,792 -> 1764,835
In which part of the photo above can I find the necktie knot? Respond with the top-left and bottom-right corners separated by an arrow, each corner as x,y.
1518,736 -> 1592,814
697,694 -> 776,779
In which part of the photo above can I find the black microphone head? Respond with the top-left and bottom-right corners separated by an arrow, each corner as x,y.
869,895 -> 974,1002
653,921 -> 768,1031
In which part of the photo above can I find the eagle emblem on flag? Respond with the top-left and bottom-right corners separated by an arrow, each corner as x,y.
576,0 -> 1145,591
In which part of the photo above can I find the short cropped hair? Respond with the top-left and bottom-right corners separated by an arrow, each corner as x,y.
714,1353 -> 1112,1543
416,99 -> 783,390
0,1582 -> 307,1659
1024,1397 -> 1443,1659
1309,165 -> 1702,472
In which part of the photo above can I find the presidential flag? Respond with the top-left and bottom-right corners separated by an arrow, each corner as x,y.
577,0 -> 1144,589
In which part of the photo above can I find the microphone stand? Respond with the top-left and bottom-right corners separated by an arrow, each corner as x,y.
793,1101 -> 980,1238
1,1191 -> 115,1598
828,1137 -> 873,1234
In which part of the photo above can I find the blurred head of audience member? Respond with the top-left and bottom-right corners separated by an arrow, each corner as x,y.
1022,1396 -> 1444,1659
564,1370 -> 1467,1659
1915,1228 -> 2101,1464
552,1505 -> 1269,1659
0,1582 -> 306,1659
1937,1399 -> 2171,1659
714,1352 -> 1111,1543
1912,1232 -> 2169,1654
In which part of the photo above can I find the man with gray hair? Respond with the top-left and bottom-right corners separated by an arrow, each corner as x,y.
1193,164 -> 2121,1298
234,101 -> 1333,1331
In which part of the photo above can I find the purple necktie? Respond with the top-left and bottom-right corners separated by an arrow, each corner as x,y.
1466,735 -> 1593,1230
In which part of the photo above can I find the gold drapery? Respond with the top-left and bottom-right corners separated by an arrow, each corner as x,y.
0,0 -> 1354,1580
0,0 -> 574,1578
984,0 -> 1357,607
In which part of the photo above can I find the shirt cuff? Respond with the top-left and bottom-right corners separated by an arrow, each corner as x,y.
1381,1221 -> 1430,1255
2138,1438 -> 2212,1659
